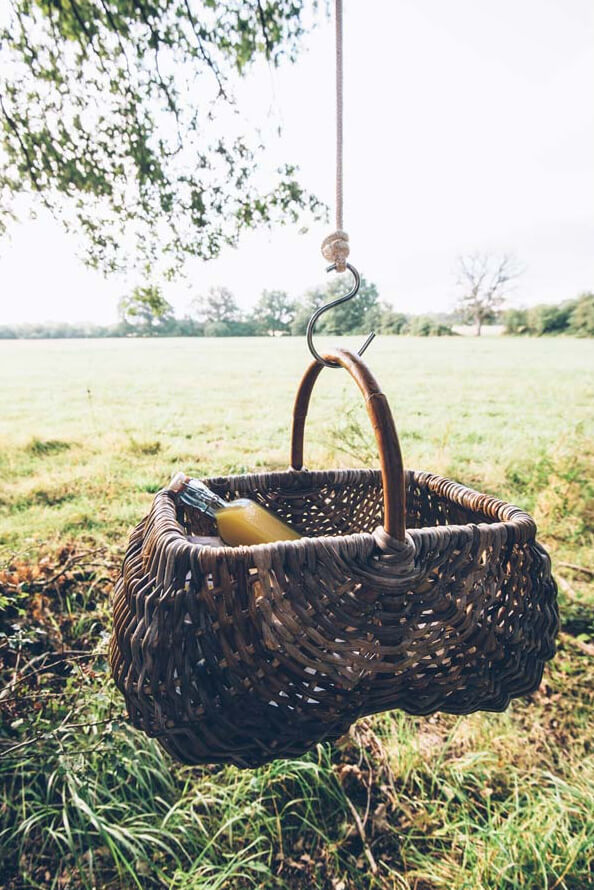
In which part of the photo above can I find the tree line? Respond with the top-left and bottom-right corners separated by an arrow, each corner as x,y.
1,258 -> 592,339
0,278 -> 456,340
503,294 -> 594,337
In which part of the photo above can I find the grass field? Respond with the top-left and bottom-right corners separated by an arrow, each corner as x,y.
1,336 -> 593,890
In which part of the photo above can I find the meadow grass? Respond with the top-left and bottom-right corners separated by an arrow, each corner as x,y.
0,336 -> 593,890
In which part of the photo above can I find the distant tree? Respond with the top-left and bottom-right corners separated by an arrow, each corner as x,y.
291,276 -> 380,338
253,290 -> 295,335
455,253 -> 521,336
318,275 -> 380,336
118,286 -> 173,333
193,287 -> 240,325
291,289 -> 325,336
570,292 -> 594,336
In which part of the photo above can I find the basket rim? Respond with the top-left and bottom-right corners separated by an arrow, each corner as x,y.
156,467 -> 537,562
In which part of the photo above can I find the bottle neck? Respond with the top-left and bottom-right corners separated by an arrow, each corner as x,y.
177,479 -> 227,518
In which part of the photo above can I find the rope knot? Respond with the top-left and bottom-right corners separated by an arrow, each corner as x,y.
321,230 -> 350,272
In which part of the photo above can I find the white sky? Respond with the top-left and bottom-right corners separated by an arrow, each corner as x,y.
0,0 -> 592,324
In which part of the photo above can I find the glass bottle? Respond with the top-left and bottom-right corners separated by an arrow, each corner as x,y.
176,477 -> 301,547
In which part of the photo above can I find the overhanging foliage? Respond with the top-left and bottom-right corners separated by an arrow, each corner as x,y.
0,0 -> 321,278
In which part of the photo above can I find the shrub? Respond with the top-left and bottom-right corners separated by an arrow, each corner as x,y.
569,292 -> 594,336
503,308 -> 530,335
527,302 -> 574,335
377,307 -> 408,334
406,316 -> 454,336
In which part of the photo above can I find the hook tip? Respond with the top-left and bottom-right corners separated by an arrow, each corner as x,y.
358,331 -> 376,357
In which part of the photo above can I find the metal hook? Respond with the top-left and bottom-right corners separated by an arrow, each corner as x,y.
306,263 -> 376,368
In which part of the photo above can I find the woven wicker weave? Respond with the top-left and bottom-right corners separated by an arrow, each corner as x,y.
110,348 -> 558,768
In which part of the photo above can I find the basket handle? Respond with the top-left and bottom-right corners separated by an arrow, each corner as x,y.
290,347 -> 406,541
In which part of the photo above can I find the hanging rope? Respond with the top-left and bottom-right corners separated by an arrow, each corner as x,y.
321,0 -> 350,272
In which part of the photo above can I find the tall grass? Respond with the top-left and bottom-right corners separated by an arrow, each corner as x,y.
3,682 -> 593,888
1,337 -> 593,889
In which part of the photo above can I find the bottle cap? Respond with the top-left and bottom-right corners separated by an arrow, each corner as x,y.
177,479 -> 227,518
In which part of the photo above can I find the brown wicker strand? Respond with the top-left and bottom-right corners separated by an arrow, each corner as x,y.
291,348 -> 406,541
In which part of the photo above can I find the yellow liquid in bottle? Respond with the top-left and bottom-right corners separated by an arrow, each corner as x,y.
214,499 -> 301,546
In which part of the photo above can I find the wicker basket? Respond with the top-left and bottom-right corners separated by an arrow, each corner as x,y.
110,348 -> 558,768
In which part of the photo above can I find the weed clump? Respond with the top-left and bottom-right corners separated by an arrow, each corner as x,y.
127,437 -> 162,456
26,438 -> 72,457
